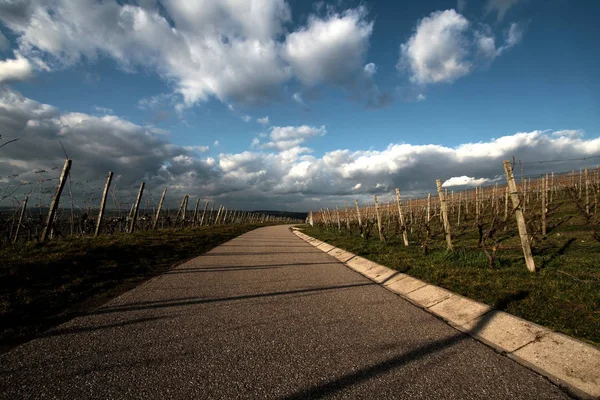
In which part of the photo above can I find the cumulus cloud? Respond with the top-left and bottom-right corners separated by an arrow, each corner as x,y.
263,125 -> 326,151
2,87 -> 599,211
398,9 -> 525,85
442,176 -> 494,187
283,7 -> 373,87
0,0 -> 382,108
257,116 -> 270,126
0,51 -> 34,83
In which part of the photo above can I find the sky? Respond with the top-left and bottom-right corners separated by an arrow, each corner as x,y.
0,0 -> 599,211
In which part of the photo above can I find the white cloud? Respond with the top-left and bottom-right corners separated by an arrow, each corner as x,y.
417,93 -> 426,101
486,0 -> 520,21
257,116 -> 270,126
442,175 -> 492,187
496,22 -> 525,55
184,145 -> 210,153
263,125 -> 326,151
0,51 -> 33,83
399,9 -> 525,85
242,115 -> 252,123
213,140 -> 220,146
282,7 -> 374,87
399,10 -> 472,84
363,62 -> 377,78
0,1 -> 381,108
292,92 -> 307,108
93,106 -> 114,115
3,87 -> 599,211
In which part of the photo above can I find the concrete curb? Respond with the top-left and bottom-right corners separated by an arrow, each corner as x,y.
291,229 -> 600,400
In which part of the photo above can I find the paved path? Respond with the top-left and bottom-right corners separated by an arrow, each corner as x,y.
0,225 -> 570,399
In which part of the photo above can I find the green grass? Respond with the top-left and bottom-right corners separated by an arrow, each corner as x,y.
0,224 -> 263,352
301,196 -> 600,346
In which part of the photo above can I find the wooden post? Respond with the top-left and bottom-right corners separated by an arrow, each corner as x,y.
200,200 -> 209,226
193,198 -> 200,226
128,182 -> 145,233
182,195 -> 189,224
344,202 -> 350,230
13,196 -> 28,244
457,191 -> 462,226
541,175 -> 547,236
503,160 -> 536,273
94,172 -> 113,237
426,193 -> 431,223
41,159 -> 72,242
215,205 -> 223,225
374,195 -> 385,242
395,188 -> 409,246
436,179 -> 453,251
174,195 -> 186,227
585,167 -> 590,216
152,188 -> 167,230
475,186 -> 480,226
336,206 -> 341,231
504,185 -> 509,222
354,199 -> 362,228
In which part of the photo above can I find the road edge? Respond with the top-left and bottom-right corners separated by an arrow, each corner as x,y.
291,228 -> 600,400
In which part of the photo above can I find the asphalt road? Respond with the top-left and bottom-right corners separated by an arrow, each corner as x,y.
0,225 -> 570,399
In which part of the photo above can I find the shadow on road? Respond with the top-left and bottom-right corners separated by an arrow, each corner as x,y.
92,283 -> 376,315
280,300 -> 506,399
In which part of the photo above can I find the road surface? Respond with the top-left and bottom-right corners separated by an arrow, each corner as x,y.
0,225 -> 570,399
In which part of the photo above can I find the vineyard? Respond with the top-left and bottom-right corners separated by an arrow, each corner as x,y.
304,159 -> 600,345
0,159 -> 302,247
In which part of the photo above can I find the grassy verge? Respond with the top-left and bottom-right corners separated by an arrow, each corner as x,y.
301,224 -> 600,347
0,224 -> 263,352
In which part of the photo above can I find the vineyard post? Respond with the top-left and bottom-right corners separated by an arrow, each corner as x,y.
494,183 -> 499,215
503,160 -> 536,273
213,206 -> 223,225
309,211 -> 314,227
354,199 -> 363,228
152,188 -> 167,230
427,193 -> 431,224
94,171 -> 114,237
174,195 -> 186,227
128,182 -> 145,233
585,167 -> 590,216
374,195 -> 385,242
551,172 -> 555,202
344,203 -> 350,230
504,185 -> 509,222
541,175 -> 547,236
13,196 -> 28,244
41,159 -> 72,242
457,191 -> 462,226
395,188 -> 409,246
475,186 -> 480,226
523,177 -> 528,212
182,195 -> 189,224
579,168 -> 583,198
193,198 -> 200,227
200,200 -> 208,226
436,179 -> 453,251
336,206 -> 341,231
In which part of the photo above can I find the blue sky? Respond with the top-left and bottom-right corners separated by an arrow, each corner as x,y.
1,0 -> 599,210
